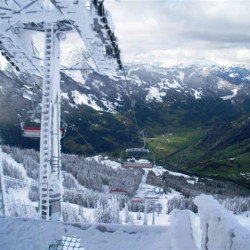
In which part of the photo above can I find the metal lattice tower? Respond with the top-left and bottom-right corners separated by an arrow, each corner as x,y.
0,0 -> 123,220
39,23 -> 62,220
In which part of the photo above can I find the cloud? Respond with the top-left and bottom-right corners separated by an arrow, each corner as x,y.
106,0 -> 250,67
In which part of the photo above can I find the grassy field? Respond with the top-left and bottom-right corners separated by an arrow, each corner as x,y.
144,125 -> 250,183
146,126 -> 206,162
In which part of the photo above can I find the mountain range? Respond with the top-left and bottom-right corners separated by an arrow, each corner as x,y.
1,63 -> 250,184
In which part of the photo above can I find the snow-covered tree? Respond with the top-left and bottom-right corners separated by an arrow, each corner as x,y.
124,203 -> 129,223
62,202 -> 88,223
95,196 -> 121,224
107,196 -> 120,224
167,197 -> 197,214
137,210 -> 142,220
28,186 -> 39,201
95,200 -> 111,223
8,198 -> 38,218
220,196 -> 250,214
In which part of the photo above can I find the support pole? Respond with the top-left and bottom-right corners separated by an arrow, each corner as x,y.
39,23 -> 63,220
143,199 -> 148,226
0,146 -> 8,216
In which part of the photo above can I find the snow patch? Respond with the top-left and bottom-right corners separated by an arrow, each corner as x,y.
192,88 -> 202,99
229,73 -> 239,77
0,55 -> 8,70
166,170 -> 190,178
165,79 -> 182,89
217,79 -> 237,91
221,88 -> 238,100
146,86 -> 166,102
22,91 -> 33,101
100,99 -> 117,112
71,90 -> 103,111
244,75 -> 250,81
178,71 -> 185,81
86,155 -> 121,169
188,72 -> 195,78
61,92 -> 69,100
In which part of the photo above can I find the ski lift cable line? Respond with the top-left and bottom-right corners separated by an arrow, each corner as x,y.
122,66 -> 141,138
154,139 -> 169,156
62,115 -> 98,155
72,126 -> 98,155
3,175 -> 85,195
122,67 -> 149,150
119,67 -> 156,169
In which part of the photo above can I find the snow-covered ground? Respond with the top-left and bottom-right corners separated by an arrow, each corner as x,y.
0,216 -> 171,250
2,150 -> 250,250
236,212 -> 250,231
0,150 -> 199,250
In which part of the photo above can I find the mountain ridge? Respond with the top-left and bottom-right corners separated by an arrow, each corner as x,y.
1,63 -> 250,182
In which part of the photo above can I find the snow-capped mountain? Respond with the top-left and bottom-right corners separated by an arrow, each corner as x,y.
2,61 -> 250,113
2,63 -> 250,183
59,63 -> 250,113
1,63 -> 250,150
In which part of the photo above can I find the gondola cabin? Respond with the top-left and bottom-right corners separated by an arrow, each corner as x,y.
120,148 -> 155,168
22,127 -> 66,138
110,189 -> 127,195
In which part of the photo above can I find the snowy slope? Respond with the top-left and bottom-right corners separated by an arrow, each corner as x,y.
0,216 -> 171,250
2,148 -> 250,250
1,155 -> 194,250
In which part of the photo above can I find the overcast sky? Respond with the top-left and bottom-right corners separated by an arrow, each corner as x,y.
105,0 -> 250,67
